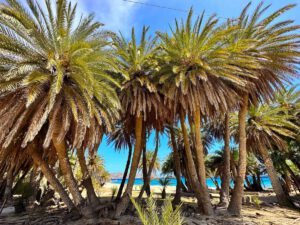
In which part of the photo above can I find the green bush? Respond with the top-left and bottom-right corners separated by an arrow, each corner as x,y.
252,196 -> 262,209
131,196 -> 183,225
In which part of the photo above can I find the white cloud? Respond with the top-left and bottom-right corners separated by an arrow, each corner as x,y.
76,0 -> 144,34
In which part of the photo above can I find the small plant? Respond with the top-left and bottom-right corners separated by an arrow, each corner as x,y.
111,185 -> 118,201
158,177 -> 171,199
252,196 -> 262,209
131,196 -> 183,225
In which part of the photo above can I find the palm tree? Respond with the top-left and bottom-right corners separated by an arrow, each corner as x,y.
113,27 -> 168,217
227,3 -> 300,215
156,8 -> 259,214
165,123 -> 213,202
270,149 -> 300,193
0,0 -> 120,214
245,103 -> 298,206
245,153 -> 265,191
139,150 -> 161,176
87,154 -> 110,188
159,177 -> 171,199
107,120 -> 134,201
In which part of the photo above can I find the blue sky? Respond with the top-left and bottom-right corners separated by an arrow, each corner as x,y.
0,0 -> 299,173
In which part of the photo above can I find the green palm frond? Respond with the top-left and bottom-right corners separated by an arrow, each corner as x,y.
131,196 -> 183,225
113,25 -> 169,129
232,2 -> 300,103
0,0 -> 120,151
231,90 -> 299,153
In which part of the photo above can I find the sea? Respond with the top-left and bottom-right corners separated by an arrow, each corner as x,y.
111,176 -> 273,189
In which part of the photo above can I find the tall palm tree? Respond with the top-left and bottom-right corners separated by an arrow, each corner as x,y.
270,149 -> 300,193
113,27 -> 168,217
0,0 -> 120,214
157,8 -> 259,215
245,103 -> 298,206
227,3 -> 300,215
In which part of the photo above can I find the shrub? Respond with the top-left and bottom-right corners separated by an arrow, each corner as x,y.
252,196 -> 262,209
131,196 -> 183,225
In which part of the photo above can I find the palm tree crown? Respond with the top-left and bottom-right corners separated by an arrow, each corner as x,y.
0,0 -> 120,151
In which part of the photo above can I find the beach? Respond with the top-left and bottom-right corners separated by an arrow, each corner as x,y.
1,181 -> 299,225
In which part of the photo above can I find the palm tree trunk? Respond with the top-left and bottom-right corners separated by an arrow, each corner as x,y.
139,145 -> 148,198
228,93 -> 248,216
283,171 -> 292,193
170,126 -> 182,205
116,142 -> 132,202
139,131 -> 159,199
181,153 -> 192,192
220,114 -> 231,206
179,108 -> 210,215
256,172 -> 263,191
258,144 -> 293,207
231,161 -> 238,182
142,131 -> 151,197
77,148 -> 99,207
53,139 -> 84,206
30,147 -> 76,211
115,115 -> 143,218
193,107 -> 213,215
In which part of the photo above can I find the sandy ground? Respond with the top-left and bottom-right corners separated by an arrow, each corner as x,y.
1,183 -> 300,225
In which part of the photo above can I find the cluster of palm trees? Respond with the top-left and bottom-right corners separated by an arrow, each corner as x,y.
163,85 -> 300,206
0,0 -> 299,220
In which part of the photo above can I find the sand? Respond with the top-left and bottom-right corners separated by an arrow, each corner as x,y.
1,183 -> 299,225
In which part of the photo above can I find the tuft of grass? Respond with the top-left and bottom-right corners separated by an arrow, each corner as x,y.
131,196 -> 184,225
252,196 -> 262,209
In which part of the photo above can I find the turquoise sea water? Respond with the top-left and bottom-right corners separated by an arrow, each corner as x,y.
111,176 -> 273,189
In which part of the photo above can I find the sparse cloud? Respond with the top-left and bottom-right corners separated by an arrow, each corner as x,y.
77,0 -> 145,35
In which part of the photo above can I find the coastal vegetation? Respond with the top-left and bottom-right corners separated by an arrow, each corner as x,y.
0,0 -> 299,224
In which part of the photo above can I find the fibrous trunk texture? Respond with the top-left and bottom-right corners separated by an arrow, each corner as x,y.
258,144 -> 293,207
30,147 -> 75,211
192,108 -> 213,215
179,108 -> 207,214
53,140 -> 84,206
228,94 -> 248,216
220,114 -> 231,206
77,148 -> 99,207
